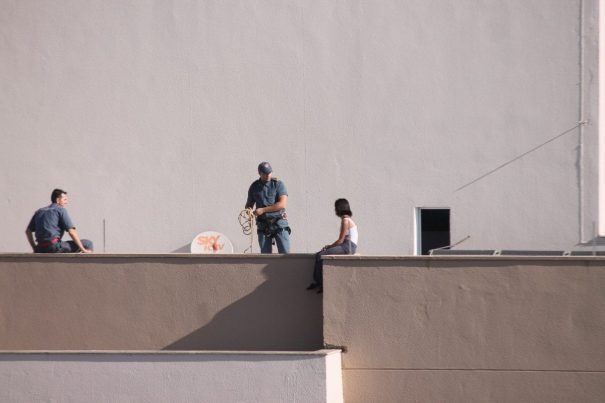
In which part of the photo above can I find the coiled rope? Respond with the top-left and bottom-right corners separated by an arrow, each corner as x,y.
238,208 -> 256,253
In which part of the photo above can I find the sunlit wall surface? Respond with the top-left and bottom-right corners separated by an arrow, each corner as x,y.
1,1 -> 599,253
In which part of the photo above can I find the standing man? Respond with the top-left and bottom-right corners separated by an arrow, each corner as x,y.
245,162 -> 291,253
25,189 -> 93,253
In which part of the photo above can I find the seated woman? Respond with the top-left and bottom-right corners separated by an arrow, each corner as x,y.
307,198 -> 358,293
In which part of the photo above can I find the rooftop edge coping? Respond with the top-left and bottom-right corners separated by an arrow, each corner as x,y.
0,349 -> 342,356
1,253 -> 605,261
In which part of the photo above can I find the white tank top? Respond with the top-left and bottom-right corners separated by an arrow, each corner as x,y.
345,218 -> 358,244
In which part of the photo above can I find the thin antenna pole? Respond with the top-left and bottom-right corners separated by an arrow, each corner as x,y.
103,219 -> 106,253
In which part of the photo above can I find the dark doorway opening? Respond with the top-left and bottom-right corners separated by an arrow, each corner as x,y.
419,209 -> 450,255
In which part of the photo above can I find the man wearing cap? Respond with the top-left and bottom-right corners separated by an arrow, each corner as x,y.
245,162 -> 291,253
25,189 -> 93,253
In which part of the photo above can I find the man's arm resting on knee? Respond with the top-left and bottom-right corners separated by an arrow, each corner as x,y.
67,228 -> 92,253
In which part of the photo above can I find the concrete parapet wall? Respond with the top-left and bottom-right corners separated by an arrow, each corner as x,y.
323,256 -> 605,403
3,254 -> 605,401
0,350 -> 342,403
0,254 -> 321,351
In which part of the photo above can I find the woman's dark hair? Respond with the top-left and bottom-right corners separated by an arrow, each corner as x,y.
334,198 -> 352,217
51,188 -> 67,203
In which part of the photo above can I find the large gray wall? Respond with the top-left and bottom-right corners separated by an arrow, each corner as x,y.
1,0 -> 599,253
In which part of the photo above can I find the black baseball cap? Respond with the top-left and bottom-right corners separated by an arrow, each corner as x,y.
258,162 -> 273,174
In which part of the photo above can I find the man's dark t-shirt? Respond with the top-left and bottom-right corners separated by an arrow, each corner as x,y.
27,203 -> 75,243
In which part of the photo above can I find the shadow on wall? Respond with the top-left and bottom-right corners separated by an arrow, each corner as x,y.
163,262 -> 323,351
171,244 -> 191,253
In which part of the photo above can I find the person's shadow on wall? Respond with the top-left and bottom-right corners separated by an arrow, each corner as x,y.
163,261 -> 323,351
171,244 -> 191,253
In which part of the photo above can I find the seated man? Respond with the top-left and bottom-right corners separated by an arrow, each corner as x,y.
25,188 -> 93,253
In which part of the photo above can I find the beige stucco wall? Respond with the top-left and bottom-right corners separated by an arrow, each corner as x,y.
0,0 -> 600,254
0,350 -> 342,403
323,256 -> 605,402
0,254 -> 322,350
2,254 -> 605,401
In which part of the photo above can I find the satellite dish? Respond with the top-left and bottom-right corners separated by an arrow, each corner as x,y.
190,231 -> 234,254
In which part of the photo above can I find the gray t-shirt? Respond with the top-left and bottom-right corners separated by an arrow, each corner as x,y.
27,203 -> 75,242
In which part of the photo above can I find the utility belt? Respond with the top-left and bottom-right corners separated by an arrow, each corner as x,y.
257,215 -> 290,238
37,237 -> 60,248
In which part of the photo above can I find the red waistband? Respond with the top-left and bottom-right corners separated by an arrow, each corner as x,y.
37,237 -> 60,248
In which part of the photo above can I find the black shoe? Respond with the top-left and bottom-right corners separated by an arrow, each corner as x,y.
317,286 -> 323,294
306,283 -> 319,290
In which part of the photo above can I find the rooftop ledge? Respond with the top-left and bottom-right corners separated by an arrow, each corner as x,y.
0,349 -> 342,356
323,254 -> 605,261
0,253 -> 312,259
1,253 -> 605,261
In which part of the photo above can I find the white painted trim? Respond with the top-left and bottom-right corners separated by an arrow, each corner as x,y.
413,208 -> 421,256
325,350 -> 344,403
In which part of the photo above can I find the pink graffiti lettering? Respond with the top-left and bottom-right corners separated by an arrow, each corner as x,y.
197,235 -> 225,252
